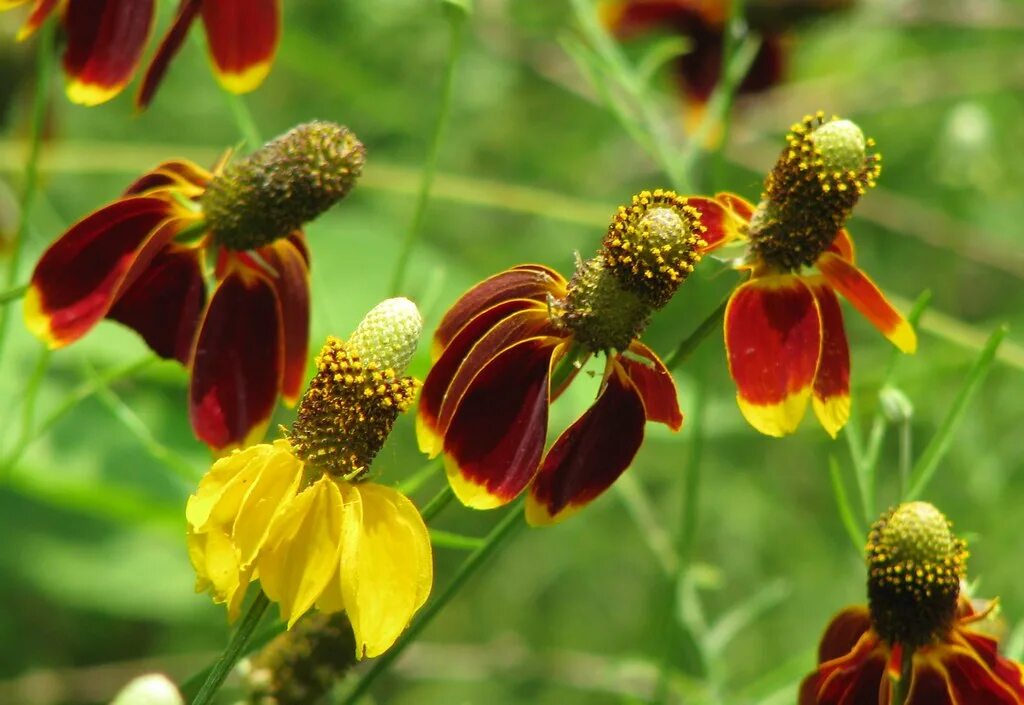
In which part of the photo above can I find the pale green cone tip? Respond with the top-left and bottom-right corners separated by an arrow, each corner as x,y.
347,297 -> 423,374
110,674 -> 184,705
811,119 -> 866,173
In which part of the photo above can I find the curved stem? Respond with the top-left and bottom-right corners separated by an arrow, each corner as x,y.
663,294 -> 729,371
340,504 -> 525,704
389,3 -> 468,296
191,592 -> 270,705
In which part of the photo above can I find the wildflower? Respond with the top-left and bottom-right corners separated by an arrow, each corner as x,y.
800,502 -> 1024,704
697,113 -> 916,437
25,121 -> 365,451
187,299 -> 433,659
419,190 -> 735,525
3,0 -> 280,108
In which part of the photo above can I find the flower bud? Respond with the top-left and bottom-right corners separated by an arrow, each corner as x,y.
110,674 -> 184,705
867,502 -> 967,648
202,121 -> 365,251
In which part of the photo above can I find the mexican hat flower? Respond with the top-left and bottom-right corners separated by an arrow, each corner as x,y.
800,502 -> 1024,704
186,298 -> 433,659
698,113 -> 916,437
25,121 -> 365,452
3,0 -> 280,108
418,190 -> 736,525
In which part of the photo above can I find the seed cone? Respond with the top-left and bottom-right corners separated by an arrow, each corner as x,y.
202,121 -> 365,251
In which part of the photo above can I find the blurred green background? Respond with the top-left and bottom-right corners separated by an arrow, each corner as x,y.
0,0 -> 1022,703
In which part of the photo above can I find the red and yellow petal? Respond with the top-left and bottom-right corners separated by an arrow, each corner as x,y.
620,341 -> 683,430
804,632 -> 887,705
62,0 -> 155,106
11,0 -> 59,40
418,299 -> 550,457
937,648 -> 1024,704
433,266 -> 567,357
108,245 -> 206,364
818,607 -> 873,663
526,362 -> 646,526
189,266 -> 283,452
817,252 -> 917,354
136,0 -> 201,110
903,664 -> 954,705
828,228 -> 856,264
441,337 -> 562,510
258,236 -> 311,405
808,281 -> 851,438
123,159 -> 211,197
24,196 -> 173,348
687,193 -> 752,251
724,275 -> 822,437
200,0 -> 280,94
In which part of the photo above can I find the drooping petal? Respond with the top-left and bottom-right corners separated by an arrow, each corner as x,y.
526,362 -> 646,526
123,158 -> 210,197
433,266 -> 567,357
186,527 -> 250,618
62,0 -> 155,106
24,197 -> 173,348
108,245 -> 206,363
340,482 -> 433,659
418,300 -> 550,456
715,192 -> 757,222
904,662 -> 955,705
258,476 -> 344,628
442,337 -> 562,509
724,275 -> 822,437
13,0 -> 59,40
818,607 -> 873,663
941,649 -> 1024,705
135,0 -> 201,110
958,630 -> 1024,700
686,194 -> 751,251
231,440 -> 304,568
200,0 -> 281,94
185,443 -> 278,531
620,341 -> 683,430
817,252 -> 917,354
828,228 -> 856,263
259,237 -> 311,405
808,282 -> 851,438
189,267 -> 283,452
808,633 -> 888,705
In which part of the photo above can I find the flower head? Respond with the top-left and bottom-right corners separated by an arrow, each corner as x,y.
25,121 -> 365,452
3,0 -> 280,108
693,113 -> 917,437
418,190 -> 734,525
800,502 -> 1024,705
186,299 -> 432,659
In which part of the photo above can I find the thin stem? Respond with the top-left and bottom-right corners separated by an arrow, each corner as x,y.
0,283 -> 27,306
898,418 -> 912,497
225,92 -> 263,150
0,19 -> 56,362
420,483 -> 454,523
191,592 -> 270,705
340,504 -> 526,704
389,3 -> 468,296
663,294 -> 730,371
891,646 -> 914,705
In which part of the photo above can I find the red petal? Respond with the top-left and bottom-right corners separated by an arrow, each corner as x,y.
716,192 -> 757,221
526,362 -> 646,526
135,0 -> 201,109
25,197 -> 173,348
817,252 -> 917,354
189,268 -> 283,452
258,237 -> 311,405
816,641 -> 887,705
63,0 -> 155,106
905,663 -> 954,705
200,0 -> 280,94
809,282 -> 851,438
828,228 -> 856,263
419,299 -> 549,457
15,0 -> 59,40
818,607 -> 873,663
724,275 -> 822,437
433,266 -> 567,356
686,194 -> 750,251
442,337 -> 561,509
123,158 -> 210,196
959,630 -> 1024,699
108,245 -> 206,363
621,341 -> 683,430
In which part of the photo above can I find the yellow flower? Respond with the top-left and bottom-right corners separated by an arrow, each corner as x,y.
186,298 -> 433,658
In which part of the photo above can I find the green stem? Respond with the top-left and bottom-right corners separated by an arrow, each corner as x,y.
891,646 -> 914,705
225,92 -> 263,150
340,504 -> 526,704
191,591 -> 270,705
389,3 -> 468,296
0,19 -> 55,363
420,483 -> 454,523
663,294 -> 729,371
0,283 -> 27,306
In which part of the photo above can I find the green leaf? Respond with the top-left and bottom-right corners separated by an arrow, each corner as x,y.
637,36 -> 692,86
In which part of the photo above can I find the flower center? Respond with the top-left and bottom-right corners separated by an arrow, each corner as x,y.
288,299 -> 422,479
748,113 -> 880,272
201,121 -> 365,251
866,502 -> 967,649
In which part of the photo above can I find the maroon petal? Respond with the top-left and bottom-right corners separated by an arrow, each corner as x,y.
25,197 -> 173,348
434,266 -> 567,355
136,0 -> 201,109
189,267 -> 283,452
526,362 -> 646,526
63,0 -> 155,106
442,337 -> 561,509
200,0 -> 280,94
621,341 -> 683,430
258,237 -> 311,405
818,607 -> 873,663
108,244 -> 206,363
124,159 -> 210,197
